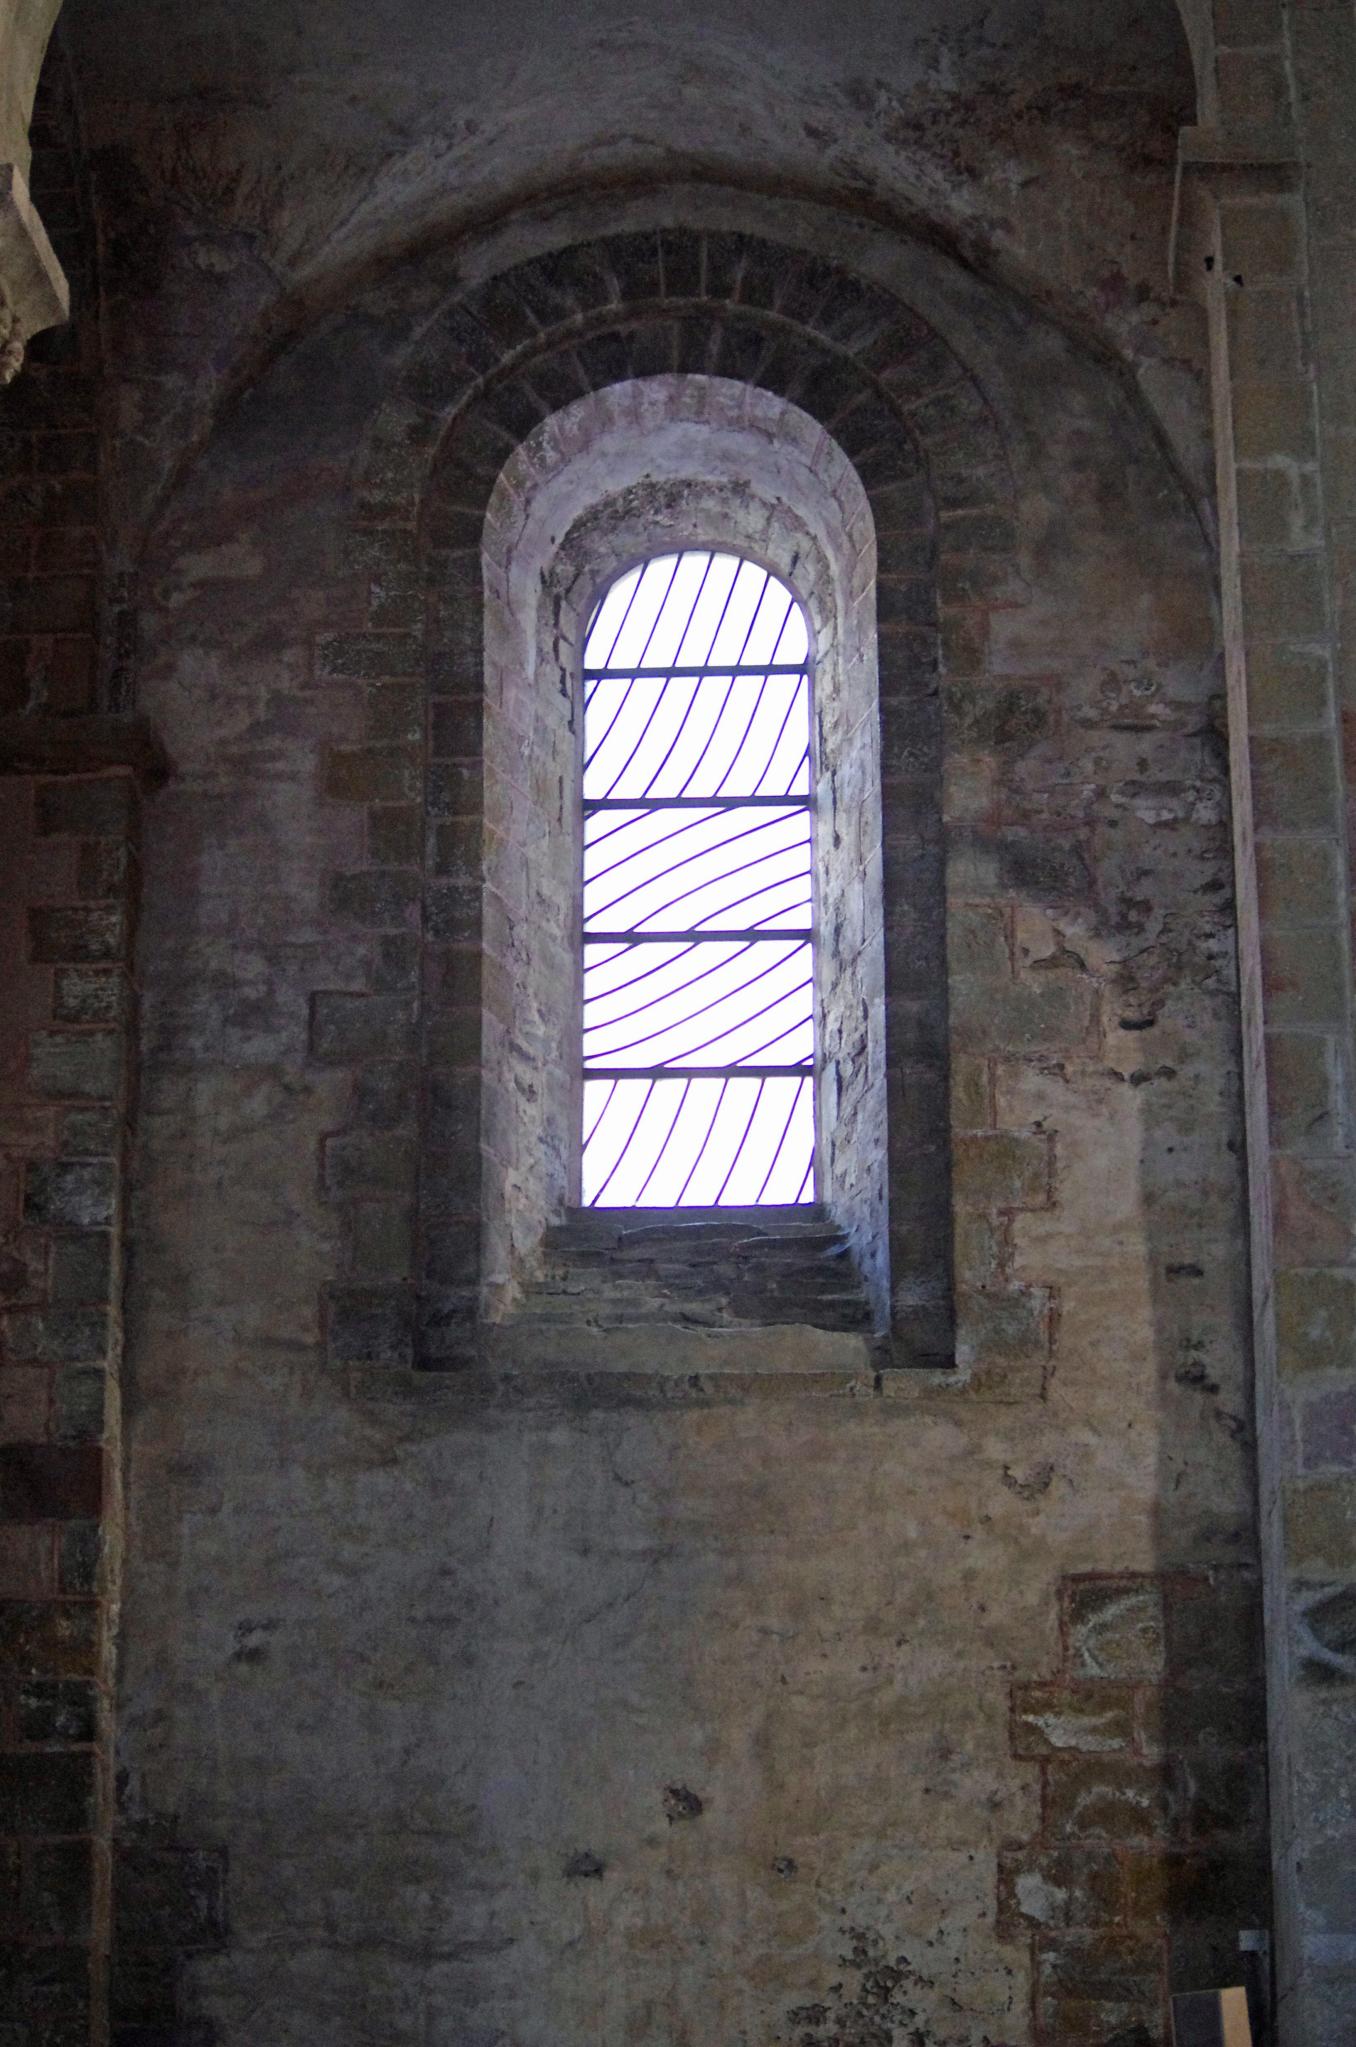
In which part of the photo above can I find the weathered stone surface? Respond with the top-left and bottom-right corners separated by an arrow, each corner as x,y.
3,4 -> 1306,2031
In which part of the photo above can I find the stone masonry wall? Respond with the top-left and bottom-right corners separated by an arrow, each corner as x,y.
0,756 -> 141,2047
97,196 -> 1271,2047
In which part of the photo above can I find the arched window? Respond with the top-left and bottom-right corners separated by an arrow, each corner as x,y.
395,369 -> 956,1355
579,552 -> 816,1208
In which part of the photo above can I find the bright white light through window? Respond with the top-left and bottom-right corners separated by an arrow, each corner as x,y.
580,551 -> 816,1207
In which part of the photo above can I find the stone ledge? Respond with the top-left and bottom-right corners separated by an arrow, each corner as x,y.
336,1360 -> 998,1413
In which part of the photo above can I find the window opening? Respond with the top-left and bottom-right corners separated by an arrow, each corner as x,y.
580,550 -> 816,1207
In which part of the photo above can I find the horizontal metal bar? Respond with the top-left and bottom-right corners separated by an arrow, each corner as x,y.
584,1065 -> 813,1080
583,664 -> 809,681
584,795 -> 812,812
585,928 -> 812,945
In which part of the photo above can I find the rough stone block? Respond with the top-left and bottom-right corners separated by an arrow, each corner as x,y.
0,1525 -> 54,1598
0,1935 -> 90,2016
948,828 -> 1091,904
51,968 -> 123,1027
27,905 -> 126,964
1118,1843 -> 1268,1925
955,1285 -> 1050,1370
1035,1929 -> 1164,2004
953,1212 -> 1002,1289
373,933 -> 420,994
944,678 -> 1052,749
17,1676 -> 98,1745
429,698 -> 484,759
996,1843 -> 1121,1935
22,1841 -> 93,1939
427,760 -> 479,817
58,1520 -> 102,1596
1284,1478 -> 1356,1574
0,1752 -> 96,1834
28,1032 -> 120,1101
1045,1757 -> 1173,1841
347,1204 -> 414,1282
322,1132 -> 416,1200
326,1285 -> 414,1367
0,1366 -> 49,1445
1011,1682 -> 1137,1758
1300,1387 -> 1356,1475
1247,644 -> 1331,730
1275,1268 -> 1356,1377
367,805 -> 422,867
327,870 -> 419,928
421,1220 -> 480,1289
1170,1750 -> 1268,1839
317,631 -> 422,680
60,1106 -> 118,1157
309,993 -> 415,1063
430,816 -> 480,882
0,1445 -> 103,1520
1164,1576 -> 1262,1688
3,1309 -> 109,1366
77,838 -> 132,900
950,1054 -> 991,1128
1250,734 -> 1340,833
1240,550 -> 1327,642
1137,1682 -> 1267,1755
951,975 -> 1094,1056
1065,1579 -> 1166,1679
52,1367 -> 107,1445
35,778 -> 134,838
321,745 -> 420,805
1266,1029 -> 1335,1147
948,904 -> 1010,981
952,1132 -> 1052,1210
1260,924 -> 1346,1029
48,1235 -> 112,1307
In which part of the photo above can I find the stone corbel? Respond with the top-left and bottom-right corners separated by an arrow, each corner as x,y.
1169,123 -> 1300,300
0,159 -> 69,384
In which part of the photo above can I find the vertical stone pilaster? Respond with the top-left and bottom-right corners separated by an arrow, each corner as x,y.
1176,2 -> 1356,2034
0,720 -> 164,2047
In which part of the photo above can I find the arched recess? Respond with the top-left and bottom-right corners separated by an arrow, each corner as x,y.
470,380 -> 891,1331
316,224 -> 1029,1375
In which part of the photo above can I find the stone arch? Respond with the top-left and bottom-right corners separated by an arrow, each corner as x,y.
317,225 -> 1031,1376
1174,0 -> 1218,121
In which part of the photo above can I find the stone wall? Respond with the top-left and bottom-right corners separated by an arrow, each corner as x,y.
100,195 -> 1268,2046
14,0 -> 1356,2038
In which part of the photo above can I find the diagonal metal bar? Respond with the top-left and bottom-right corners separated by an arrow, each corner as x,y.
580,550 -> 817,1207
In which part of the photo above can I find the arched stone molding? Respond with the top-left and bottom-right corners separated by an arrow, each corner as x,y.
466,379 -> 895,1331
314,225 -> 1041,1379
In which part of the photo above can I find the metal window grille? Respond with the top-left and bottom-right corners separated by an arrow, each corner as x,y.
580,550 -> 816,1207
